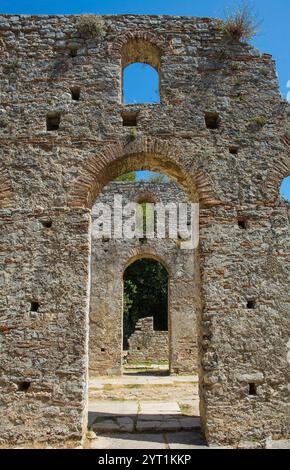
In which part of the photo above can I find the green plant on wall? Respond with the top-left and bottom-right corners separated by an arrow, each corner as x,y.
222,2 -> 261,42
77,14 -> 105,38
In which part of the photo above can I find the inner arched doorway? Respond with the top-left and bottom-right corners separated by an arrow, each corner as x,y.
88,172 -> 200,378
123,257 -> 169,374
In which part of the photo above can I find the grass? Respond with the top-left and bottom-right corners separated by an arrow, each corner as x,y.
179,403 -> 194,416
103,384 -> 114,391
253,115 -> 268,128
124,384 -> 142,389
77,14 -> 105,39
222,2 -> 261,43
129,128 -> 137,142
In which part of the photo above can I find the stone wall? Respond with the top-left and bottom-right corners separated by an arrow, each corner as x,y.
127,317 -> 169,363
0,207 -> 91,446
89,180 -> 198,376
0,13 -> 289,447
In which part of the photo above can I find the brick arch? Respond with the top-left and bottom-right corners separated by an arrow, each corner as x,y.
109,30 -> 169,62
122,248 -> 172,278
69,138 -> 220,209
267,135 -> 290,202
0,166 -> 12,209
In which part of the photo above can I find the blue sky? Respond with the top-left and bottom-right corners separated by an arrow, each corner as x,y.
0,1 -> 289,197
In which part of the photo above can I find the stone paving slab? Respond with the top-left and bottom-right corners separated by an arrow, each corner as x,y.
166,431 -> 207,449
267,440 -> 290,449
89,400 -> 139,415
86,433 -> 168,449
139,401 -> 181,415
88,400 -> 201,433
136,420 -> 182,432
179,416 -> 200,430
85,432 -> 208,449
92,417 -> 135,433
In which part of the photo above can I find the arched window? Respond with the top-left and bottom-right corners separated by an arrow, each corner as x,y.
123,63 -> 160,104
280,175 -> 290,202
121,39 -> 161,104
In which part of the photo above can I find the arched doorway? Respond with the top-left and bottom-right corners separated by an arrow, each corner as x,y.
87,172 -> 201,442
69,138 -> 218,444
88,173 -> 199,377
123,257 -> 169,375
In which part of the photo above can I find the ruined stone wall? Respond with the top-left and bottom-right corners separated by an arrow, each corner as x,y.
89,180 -> 198,376
127,317 -> 169,363
0,207 -> 91,446
0,13 -> 289,447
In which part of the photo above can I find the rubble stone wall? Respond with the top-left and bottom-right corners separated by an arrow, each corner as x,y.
127,317 -> 169,363
0,13 -> 289,447
89,181 -> 198,376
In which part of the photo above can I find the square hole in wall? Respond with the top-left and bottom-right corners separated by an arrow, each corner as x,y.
101,348 -> 105,352
40,219 -> 52,228
205,112 -> 220,130
70,86 -> 81,101
122,111 -> 138,127
17,381 -> 31,393
46,112 -> 61,131
68,43 -> 78,57
31,301 -> 39,312
238,218 -> 248,229
229,146 -> 239,155
248,382 -> 257,395
247,300 -> 256,310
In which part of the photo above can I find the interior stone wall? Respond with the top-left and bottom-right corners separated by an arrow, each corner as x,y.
89,181 -> 198,376
0,14 -> 289,447
127,317 -> 169,364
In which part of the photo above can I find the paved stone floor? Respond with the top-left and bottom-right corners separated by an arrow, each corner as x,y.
86,372 -> 290,450
88,399 -> 200,433
86,373 -> 205,449
89,373 -> 199,401
85,431 -> 207,449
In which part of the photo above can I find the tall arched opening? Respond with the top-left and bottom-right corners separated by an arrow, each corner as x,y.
69,138 -> 218,445
123,257 -> 169,374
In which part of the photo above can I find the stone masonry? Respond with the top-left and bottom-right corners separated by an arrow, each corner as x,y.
0,14 -> 289,448
127,317 -> 169,364
89,180 -> 198,376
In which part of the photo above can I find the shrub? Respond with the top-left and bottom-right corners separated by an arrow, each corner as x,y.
230,62 -> 240,71
252,115 -> 268,129
234,79 -> 242,86
129,128 -> 137,142
67,43 -> 79,57
223,2 -> 261,42
77,14 -> 105,38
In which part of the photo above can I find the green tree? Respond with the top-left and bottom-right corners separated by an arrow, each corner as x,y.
115,172 -> 136,182
148,173 -> 169,183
